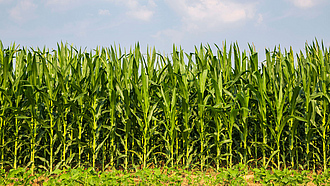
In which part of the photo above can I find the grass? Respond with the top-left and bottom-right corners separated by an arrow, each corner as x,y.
1,165 -> 330,185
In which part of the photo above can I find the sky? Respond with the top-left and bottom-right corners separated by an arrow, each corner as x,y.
0,0 -> 330,58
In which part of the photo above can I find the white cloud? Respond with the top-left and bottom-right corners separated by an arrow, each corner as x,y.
152,29 -> 184,44
257,13 -> 263,24
0,0 -> 12,3
9,0 -> 37,22
126,0 -> 156,21
289,0 -> 320,8
106,0 -> 156,21
60,19 -> 93,38
98,9 -> 111,16
165,0 -> 257,31
45,0 -> 79,12
127,8 -> 154,21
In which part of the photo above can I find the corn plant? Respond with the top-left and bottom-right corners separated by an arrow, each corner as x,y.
0,39 -> 329,173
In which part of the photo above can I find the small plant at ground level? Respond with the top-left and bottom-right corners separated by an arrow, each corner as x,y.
253,168 -> 311,185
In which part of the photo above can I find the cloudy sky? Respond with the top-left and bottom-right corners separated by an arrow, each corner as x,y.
0,0 -> 329,56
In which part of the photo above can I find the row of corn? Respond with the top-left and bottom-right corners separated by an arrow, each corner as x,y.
0,40 -> 329,173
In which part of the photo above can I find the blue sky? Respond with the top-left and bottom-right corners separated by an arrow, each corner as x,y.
0,0 -> 329,57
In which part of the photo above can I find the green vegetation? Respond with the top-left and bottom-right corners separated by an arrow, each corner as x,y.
1,165 -> 330,185
0,39 -> 329,178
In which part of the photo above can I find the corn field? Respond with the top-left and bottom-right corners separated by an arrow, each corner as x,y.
0,40 -> 329,173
